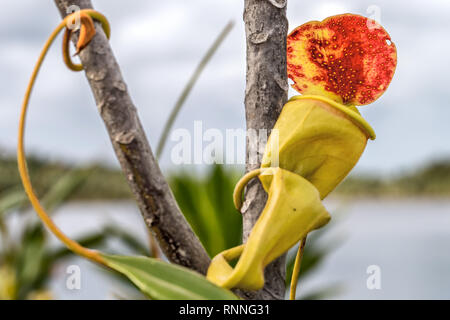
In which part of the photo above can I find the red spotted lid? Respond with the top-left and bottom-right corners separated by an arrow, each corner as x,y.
287,14 -> 397,105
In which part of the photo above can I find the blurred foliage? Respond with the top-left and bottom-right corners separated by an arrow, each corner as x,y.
393,161 -> 450,195
335,159 -> 450,197
2,154 -> 450,201
169,165 -> 243,257
0,169 -> 151,300
0,154 -> 131,201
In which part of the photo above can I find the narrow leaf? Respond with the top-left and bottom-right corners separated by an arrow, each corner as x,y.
102,254 -> 238,300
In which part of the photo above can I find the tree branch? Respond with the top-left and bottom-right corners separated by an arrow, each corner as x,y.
53,0 -> 210,274
241,0 -> 289,300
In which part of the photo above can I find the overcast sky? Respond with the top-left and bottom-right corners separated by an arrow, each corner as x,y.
1,0 -> 449,176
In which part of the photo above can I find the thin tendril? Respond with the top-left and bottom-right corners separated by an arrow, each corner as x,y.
233,168 -> 265,210
17,10 -> 110,265
289,236 -> 307,300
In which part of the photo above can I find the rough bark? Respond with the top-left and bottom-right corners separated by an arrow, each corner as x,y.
241,0 -> 289,300
53,0 -> 210,274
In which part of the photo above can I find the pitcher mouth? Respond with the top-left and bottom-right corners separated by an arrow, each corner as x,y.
288,95 -> 376,140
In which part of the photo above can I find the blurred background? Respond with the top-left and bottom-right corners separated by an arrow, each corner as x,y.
0,0 -> 449,299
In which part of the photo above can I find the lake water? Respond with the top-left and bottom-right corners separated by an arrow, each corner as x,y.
26,199 -> 450,299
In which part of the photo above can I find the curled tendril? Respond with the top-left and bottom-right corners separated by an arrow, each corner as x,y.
63,10 -> 111,71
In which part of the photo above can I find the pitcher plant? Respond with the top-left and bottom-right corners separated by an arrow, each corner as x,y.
207,13 -> 397,297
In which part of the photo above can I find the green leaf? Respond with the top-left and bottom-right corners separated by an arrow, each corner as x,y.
169,165 -> 242,257
205,165 -> 242,250
103,225 -> 150,256
101,254 -> 238,300
41,169 -> 90,212
15,224 -> 47,299
0,188 -> 28,215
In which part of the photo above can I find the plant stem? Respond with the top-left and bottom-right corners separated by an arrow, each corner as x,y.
289,236 -> 307,300
241,0 -> 288,300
